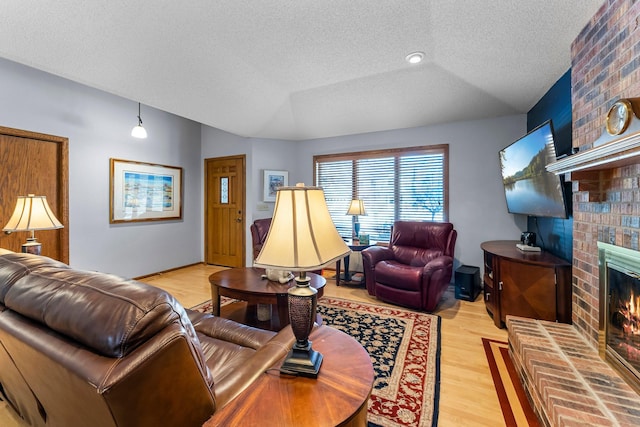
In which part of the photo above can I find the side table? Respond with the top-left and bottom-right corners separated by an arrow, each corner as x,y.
336,238 -> 375,286
204,325 -> 374,426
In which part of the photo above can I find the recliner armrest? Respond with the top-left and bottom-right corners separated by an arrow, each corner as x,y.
361,246 -> 394,266
422,255 -> 453,276
362,246 -> 396,296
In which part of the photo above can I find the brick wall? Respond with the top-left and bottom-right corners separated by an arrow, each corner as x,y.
571,0 -> 640,347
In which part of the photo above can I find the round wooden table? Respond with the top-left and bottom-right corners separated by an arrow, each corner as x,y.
203,325 -> 374,427
209,267 -> 326,331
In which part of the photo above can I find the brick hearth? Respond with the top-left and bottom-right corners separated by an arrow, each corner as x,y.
508,316 -> 640,426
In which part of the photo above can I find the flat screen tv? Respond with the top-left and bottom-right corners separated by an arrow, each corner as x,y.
499,121 -> 568,218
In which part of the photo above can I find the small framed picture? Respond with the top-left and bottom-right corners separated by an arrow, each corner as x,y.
263,170 -> 288,202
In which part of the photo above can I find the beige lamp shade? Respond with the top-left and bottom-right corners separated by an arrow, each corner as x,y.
346,199 -> 366,216
2,195 -> 63,232
254,184 -> 350,271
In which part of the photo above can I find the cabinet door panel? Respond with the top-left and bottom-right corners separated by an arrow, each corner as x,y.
499,259 -> 556,322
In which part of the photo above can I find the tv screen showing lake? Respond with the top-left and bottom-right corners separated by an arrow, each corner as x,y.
503,174 -> 566,217
499,121 -> 567,218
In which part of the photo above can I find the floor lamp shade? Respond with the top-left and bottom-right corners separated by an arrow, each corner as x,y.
2,194 -> 63,255
254,184 -> 350,377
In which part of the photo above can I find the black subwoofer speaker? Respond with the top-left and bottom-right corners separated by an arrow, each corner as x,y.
455,265 -> 481,301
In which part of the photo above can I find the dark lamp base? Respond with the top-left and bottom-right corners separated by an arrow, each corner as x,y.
21,241 -> 42,255
280,341 -> 323,378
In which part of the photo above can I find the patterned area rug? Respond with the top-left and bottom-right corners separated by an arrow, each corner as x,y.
482,338 -> 540,427
189,296 -> 236,313
191,297 -> 441,427
318,297 -> 441,427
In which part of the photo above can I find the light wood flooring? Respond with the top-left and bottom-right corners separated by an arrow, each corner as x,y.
0,263 -> 508,427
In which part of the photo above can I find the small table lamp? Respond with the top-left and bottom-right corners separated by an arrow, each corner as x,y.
254,183 -> 350,378
346,199 -> 366,239
2,194 -> 64,255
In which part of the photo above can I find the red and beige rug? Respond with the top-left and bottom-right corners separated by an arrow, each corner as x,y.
318,297 -> 440,427
192,296 -> 441,427
482,338 -> 540,427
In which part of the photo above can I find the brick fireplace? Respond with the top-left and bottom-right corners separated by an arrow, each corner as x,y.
569,0 -> 640,353
505,2 -> 640,424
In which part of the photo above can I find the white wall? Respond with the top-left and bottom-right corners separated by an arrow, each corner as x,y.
295,116 -> 528,271
0,58 -> 202,278
0,56 -> 529,276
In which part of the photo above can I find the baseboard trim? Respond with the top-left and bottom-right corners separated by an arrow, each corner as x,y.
133,262 -> 205,280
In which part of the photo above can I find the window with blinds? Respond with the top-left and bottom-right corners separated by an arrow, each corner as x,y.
314,145 -> 449,243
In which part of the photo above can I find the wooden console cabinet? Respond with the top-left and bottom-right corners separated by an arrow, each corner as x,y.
481,240 -> 572,328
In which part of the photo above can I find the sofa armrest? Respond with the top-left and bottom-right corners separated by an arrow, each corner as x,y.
209,325 -> 295,408
187,309 -> 277,350
186,310 -> 297,408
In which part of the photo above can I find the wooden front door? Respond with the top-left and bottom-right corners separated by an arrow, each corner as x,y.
0,127 -> 69,263
204,155 -> 245,267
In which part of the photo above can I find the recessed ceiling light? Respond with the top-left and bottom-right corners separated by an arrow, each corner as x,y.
405,51 -> 425,64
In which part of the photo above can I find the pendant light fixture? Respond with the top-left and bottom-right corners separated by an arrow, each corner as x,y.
131,102 -> 148,139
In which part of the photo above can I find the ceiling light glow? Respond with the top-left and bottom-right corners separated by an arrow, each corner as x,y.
405,51 -> 425,64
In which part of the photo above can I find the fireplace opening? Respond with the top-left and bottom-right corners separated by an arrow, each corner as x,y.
607,266 -> 640,378
598,241 -> 640,394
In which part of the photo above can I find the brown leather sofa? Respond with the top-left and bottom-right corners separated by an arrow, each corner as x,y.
362,221 -> 457,312
0,253 -> 294,427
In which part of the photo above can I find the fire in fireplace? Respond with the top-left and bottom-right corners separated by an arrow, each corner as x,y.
607,268 -> 640,372
598,242 -> 640,393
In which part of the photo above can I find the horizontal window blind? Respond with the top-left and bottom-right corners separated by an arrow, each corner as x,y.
316,160 -> 352,238
314,145 -> 448,243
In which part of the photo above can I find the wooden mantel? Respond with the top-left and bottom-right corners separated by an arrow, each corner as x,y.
546,130 -> 640,176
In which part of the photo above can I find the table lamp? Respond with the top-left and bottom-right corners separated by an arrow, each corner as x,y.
254,183 -> 350,378
346,199 -> 366,239
2,194 -> 63,255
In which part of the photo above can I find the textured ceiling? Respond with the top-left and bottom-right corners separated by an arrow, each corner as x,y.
0,1 -> 603,141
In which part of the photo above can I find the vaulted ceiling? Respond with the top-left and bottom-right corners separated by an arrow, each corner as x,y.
0,1 -> 603,140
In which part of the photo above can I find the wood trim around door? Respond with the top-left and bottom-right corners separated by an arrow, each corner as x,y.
0,126 -> 69,263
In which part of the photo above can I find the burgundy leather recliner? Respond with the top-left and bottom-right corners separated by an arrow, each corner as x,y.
362,221 -> 457,312
250,218 -> 272,260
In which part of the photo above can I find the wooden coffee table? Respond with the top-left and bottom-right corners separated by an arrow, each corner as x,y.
203,325 -> 374,427
209,267 -> 326,331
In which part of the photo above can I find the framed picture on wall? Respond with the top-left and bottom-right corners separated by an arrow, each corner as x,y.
263,170 -> 288,202
110,158 -> 183,223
